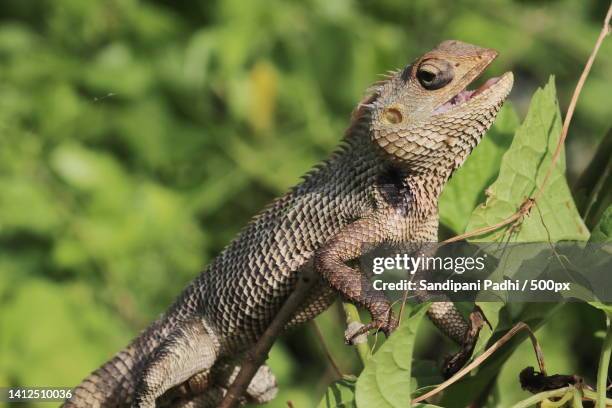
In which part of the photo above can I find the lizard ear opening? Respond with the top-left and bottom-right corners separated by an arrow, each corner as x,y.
384,107 -> 403,124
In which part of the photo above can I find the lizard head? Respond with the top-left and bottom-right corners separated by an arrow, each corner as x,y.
363,40 -> 513,175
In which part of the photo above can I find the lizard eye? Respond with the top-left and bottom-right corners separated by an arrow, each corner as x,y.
417,69 -> 436,86
417,61 -> 453,90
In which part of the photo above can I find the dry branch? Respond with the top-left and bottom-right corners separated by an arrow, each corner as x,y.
218,272 -> 317,408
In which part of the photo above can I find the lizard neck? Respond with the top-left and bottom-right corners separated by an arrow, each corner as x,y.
347,117 -> 452,217
404,168 -> 451,216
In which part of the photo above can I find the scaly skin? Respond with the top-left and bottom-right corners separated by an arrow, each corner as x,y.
63,40 -> 513,407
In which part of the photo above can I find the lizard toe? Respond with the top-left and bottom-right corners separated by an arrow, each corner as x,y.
344,312 -> 398,344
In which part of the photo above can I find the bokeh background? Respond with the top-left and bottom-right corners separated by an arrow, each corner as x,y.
0,0 -> 610,407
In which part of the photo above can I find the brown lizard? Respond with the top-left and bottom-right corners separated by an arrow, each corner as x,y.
63,40 -> 513,407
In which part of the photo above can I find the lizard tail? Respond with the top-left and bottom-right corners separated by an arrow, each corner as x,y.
62,318 -> 173,408
62,346 -> 142,408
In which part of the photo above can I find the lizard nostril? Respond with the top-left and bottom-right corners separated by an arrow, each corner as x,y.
384,108 -> 403,124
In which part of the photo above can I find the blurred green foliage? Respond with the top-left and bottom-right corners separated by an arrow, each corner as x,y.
0,0 -> 610,407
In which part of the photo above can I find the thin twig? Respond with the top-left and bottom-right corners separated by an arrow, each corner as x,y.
442,203 -> 531,244
411,322 -> 545,404
574,387 -> 585,408
398,286 -> 411,324
218,273 -> 317,408
533,3 -> 612,204
397,260 -> 424,326
584,388 -> 612,406
443,3 -> 612,243
311,320 -> 344,379
596,315 -> 612,408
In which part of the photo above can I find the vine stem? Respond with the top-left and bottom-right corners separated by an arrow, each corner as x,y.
584,388 -> 612,407
533,2 -> 612,204
508,386 -> 572,408
508,386 -> 612,408
596,315 -> 612,408
342,302 -> 370,365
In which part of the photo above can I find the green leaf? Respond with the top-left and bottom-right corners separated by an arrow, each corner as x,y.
440,78 -> 589,406
573,129 -> 612,229
589,302 -> 612,317
440,102 -> 519,233
589,288 -> 612,408
587,207 -> 611,315
465,76 -> 589,242
410,360 -> 443,389
588,206 -> 612,243
355,304 -> 429,408
317,378 -> 357,408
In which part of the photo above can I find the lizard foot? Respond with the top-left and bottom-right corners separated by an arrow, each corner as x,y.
344,308 -> 398,345
442,306 -> 490,378
158,362 -> 277,407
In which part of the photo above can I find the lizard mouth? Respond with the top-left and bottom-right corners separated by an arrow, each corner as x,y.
433,72 -> 512,114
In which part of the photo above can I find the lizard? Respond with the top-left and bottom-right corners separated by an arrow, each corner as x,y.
62,40 -> 513,408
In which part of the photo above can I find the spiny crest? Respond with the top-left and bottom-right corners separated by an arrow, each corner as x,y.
377,68 -> 403,81
368,67 -> 404,98
344,68 -> 404,140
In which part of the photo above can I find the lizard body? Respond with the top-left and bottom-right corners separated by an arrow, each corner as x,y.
63,40 -> 513,407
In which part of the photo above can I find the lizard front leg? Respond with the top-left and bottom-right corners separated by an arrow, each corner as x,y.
314,214 -> 398,342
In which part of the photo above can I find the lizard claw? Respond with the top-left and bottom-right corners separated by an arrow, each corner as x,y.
344,321 -> 369,345
344,312 -> 398,344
